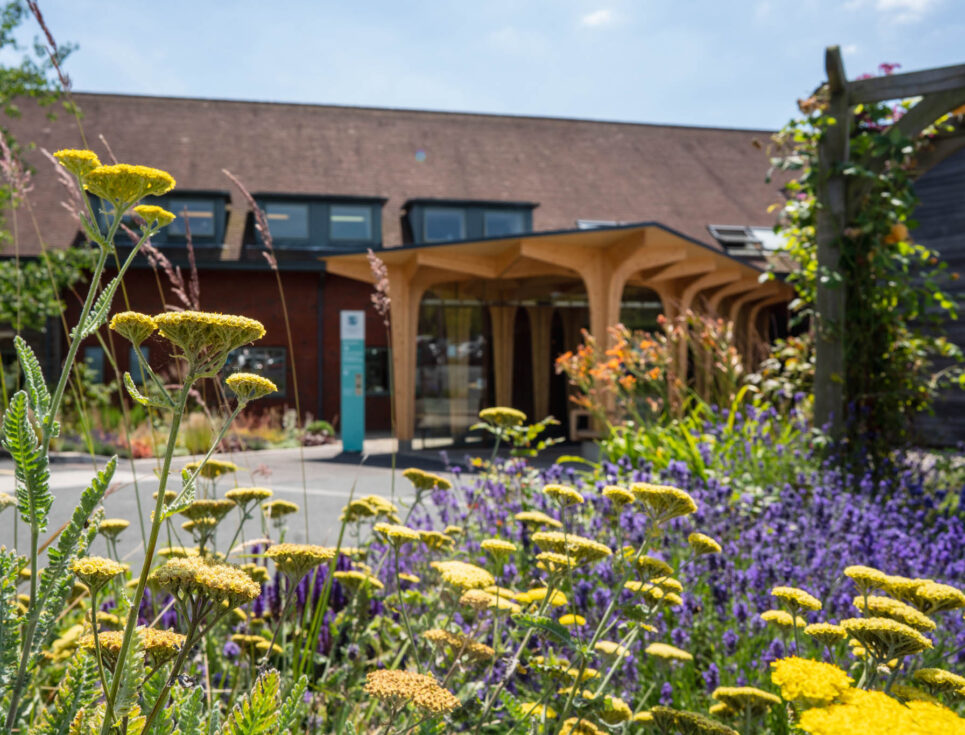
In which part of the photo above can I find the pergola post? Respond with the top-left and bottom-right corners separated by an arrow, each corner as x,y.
489,304 -> 516,407
387,262 -> 422,444
443,304 -> 473,435
527,305 -> 554,421
813,46 -> 851,434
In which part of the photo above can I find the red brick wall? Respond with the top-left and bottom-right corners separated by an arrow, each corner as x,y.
65,266 -> 392,432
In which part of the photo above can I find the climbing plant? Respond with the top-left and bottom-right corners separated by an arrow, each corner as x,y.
769,63 -> 963,459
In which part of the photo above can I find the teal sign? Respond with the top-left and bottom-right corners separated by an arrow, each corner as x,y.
340,310 -> 365,452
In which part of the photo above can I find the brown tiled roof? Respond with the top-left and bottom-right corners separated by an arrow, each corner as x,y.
3,93 -> 784,257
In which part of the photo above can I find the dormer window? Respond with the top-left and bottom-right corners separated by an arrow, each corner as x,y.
404,199 -> 536,244
167,198 -> 217,238
250,195 -> 384,253
149,191 -> 229,247
266,202 -> 310,241
330,205 -> 373,241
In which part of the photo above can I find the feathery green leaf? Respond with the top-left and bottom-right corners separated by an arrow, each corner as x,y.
218,669 -> 279,735
2,390 -> 52,531
173,686 -> 204,735
0,549 -> 25,691
114,626 -> 145,718
273,675 -> 307,734
28,653 -> 98,735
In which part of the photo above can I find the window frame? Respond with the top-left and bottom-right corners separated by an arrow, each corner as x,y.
483,209 -> 526,237
423,207 -> 467,243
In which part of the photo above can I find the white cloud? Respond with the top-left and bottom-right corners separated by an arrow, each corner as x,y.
842,43 -> 859,54
580,9 -> 614,28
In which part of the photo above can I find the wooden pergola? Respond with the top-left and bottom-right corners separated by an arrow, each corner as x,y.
324,223 -> 792,442
814,48 -> 965,433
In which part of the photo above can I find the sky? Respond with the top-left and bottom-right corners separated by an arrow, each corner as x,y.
9,0 -> 965,130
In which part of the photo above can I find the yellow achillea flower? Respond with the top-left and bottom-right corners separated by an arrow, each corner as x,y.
630,482 -> 698,522
913,667 -> 965,693
645,642 -> 693,662
531,531 -> 612,563
419,530 -> 455,551
0,492 -> 15,511
709,702 -> 736,718
518,587 -> 567,606
153,311 -> 264,369
771,656 -> 854,706
559,614 -> 586,626
602,485 -> 634,506
399,572 -> 421,585
53,149 -> 101,178
536,551 -> 577,573
804,622 -> 847,647
133,204 -> 176,228
840,616 -> 933,659
180,499 -> 236,522
225,373 -> 277,403
711,687 -> 781,718
263,499 -> 299,518
514,510 -> 562,528
853,595 -> 936,632
150,556 -> 260,606
109,311 -> 157,345
154,489 -> 178,504
478,406 -> 526,427
334,570 -> 384,591
632,711 -> 654,724
559,717 -> 604,735
181,517 -> 219,534
225,487 -> 273,505
771,586 -> 822,612
158,546 -> 199,559
85,163 -> 176,205
543,484 -> 584,506
599,696 -> 633,724
459,588 -> 516,613
240,563 -> 270,584
651,577 -> 683,594
651,707 -> 738,735
621,548 -> 674,577
594,640 -> 629,658
889,684 -> 940,704
520,702 -> 556,719
797,687 -> 965,735
843,564 -> 889,594
264,543 -> 336,579
443,525 -> 463,536
431,560 -> 494,589
374,522 -> 421,546
341,499 -> 378,522
185,458 -> 239,480
688,532 -> 722,555
760,610 -> 805,629
98,518 -> 130,539
364,669 -> 460,714
402,467 -> 452,491
421,629 -> 495,662
911,581 -> 965,614
80,627 -> 184,667
71,556 -> 126,591
481,538 -> 517,556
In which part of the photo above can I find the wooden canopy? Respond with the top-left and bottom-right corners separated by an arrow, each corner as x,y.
323,223 -> 792,441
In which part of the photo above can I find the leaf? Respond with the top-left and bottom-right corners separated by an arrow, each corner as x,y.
70,277 -> 118,341
28,653 -> 98,735
0,549 -> 25,689
162,470 -> 197,521
2,391 -> 52,531
272,675 -> 307,735
510,613 -> 573,648
14,336 -> 55,435
35,458 -> 115,649
218,669 -> 280,735
114,627 -> 146,718
173,686 -> 205,735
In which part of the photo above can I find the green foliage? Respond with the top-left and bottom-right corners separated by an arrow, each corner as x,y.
14,335 -> 53,431
0,246 -> 97,331
2,389 -> 51,530
275,675 -> 308,734
770,81 -> 962,457
113,626 -> 145,719
304,419 -> 333,435
173,686 -> 205,735
219,669 -> 281,735
0,548 -> 24,689
143,667 -> 176,735
69,275 -> 118,341
28,654 -> 98,735
511,613 -> 573,649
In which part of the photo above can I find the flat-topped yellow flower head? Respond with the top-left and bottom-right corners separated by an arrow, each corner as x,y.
85,163 -> 175,205
419,530 -> 455,551
180,498 -> 236,522
771,586 -> 822,612
542,484 -> 584,506
150,556 -> 260,606
481,538 -> 517,557
80,626 -> 185,668
374,522 -> 420,546
154,311 -> 265,372
840,616 -> 933,659
645,642 -> 693,662
760,610 -> 805,629
133,204 -> 176,228
263,499 -> 298,518
226,372 -> 277,403
843,565 -> 889,594
71,556 -> 126,591
711,687 -> 781,718
797,687 -> 965,735
631,482 -> 697,522
265,543 -> 337,579
853,595 -> 936,632
478,406 -> 526,427
688,532 -> 722,555
770,656 -> 853,705
514,510 -> 562,528
98,518 -> 130,540
184,458 -> 239,480
650,708 -> 738,735
431,560 -> 494,589
334,570 -> 384,591
53,149 -> 101,179
364,669 -> 460,714
109,311 -> 157,346
531,531 -> 612,563
402,467 -> 452,492
602,485 -> 634,506
804,622 -> 848,647
225,487 -> 273,505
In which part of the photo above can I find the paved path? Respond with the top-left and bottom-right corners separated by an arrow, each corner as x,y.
0,439 -> 452,563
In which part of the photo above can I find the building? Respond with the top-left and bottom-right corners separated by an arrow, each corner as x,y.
3,92 -> 802,445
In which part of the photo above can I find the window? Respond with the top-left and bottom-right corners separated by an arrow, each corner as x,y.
128,346 -> 149,385
167,199 -> 216,238
224,346 -> 287,398
365,346 -> 391,395
266,202 -> 309,240
330,205 -> 372,241
84,346 -> 105,383
425,208 -> 466,242
484,210 -> 525,237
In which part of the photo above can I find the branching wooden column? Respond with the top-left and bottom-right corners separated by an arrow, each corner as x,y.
444,305 -> 473,435
527,306 -> 554,421
387,261 -> 421,443
489,304 -> 516,407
